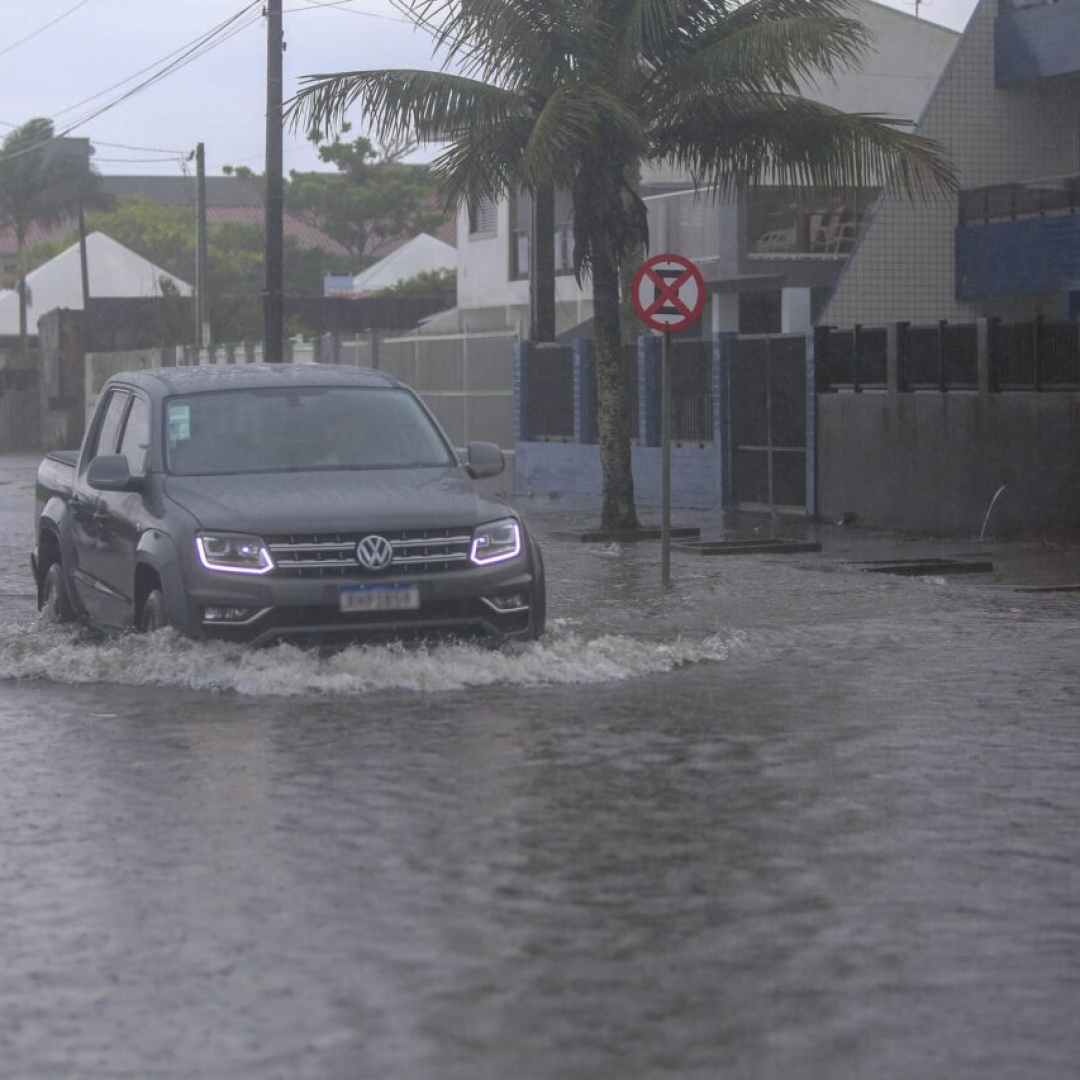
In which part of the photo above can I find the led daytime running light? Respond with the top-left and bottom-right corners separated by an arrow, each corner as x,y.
196,534 -> 275,575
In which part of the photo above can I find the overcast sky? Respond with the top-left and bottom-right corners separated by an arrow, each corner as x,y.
2,0 -> 979,180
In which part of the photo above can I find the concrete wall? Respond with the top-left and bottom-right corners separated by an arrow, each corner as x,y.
817,390 -> 1080,538
0,376 -> 39,452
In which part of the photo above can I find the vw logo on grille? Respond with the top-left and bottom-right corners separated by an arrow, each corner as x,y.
356,534 -> 395,571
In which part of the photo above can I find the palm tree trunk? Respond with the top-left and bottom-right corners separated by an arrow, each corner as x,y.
592,250 -> 639,531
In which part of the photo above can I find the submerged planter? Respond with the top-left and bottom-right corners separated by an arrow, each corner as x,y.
674,538 -> 823,556
551,526 -> 701,543
854,557 -> 994,576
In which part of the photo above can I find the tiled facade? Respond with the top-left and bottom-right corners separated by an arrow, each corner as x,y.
824,0 -> 1080,327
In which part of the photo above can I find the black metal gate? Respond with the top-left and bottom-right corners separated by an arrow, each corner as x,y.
727,334 -> 810,511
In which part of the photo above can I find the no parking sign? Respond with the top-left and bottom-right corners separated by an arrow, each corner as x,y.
631,253 -> 705,333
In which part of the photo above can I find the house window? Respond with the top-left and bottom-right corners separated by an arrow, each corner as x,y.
747,187 -> 878,256
509,187 -> 575,280
469,195 -> 497,236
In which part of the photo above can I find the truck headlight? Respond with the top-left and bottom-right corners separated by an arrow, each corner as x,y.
470,518 -> 522,566
196,533 -> 275,575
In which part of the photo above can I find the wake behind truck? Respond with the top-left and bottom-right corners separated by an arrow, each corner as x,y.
32,363 -> 545,648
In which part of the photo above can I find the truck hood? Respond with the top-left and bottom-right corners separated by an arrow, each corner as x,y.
162,467 -> 515,534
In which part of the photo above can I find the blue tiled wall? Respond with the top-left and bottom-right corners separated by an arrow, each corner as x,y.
956,216 -> 1080,298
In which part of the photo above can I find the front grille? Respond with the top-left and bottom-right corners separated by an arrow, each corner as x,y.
265,528 -> 473,578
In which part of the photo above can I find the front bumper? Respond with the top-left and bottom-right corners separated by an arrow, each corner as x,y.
172,559 -> 540,648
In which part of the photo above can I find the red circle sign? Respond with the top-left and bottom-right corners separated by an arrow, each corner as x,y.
631,253 -> 706,333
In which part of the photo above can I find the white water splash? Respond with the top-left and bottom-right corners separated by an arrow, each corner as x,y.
0,618 -> 742,697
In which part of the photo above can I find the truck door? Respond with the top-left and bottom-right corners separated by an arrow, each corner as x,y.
71,389 -> 135,627
93,394 -> 152,627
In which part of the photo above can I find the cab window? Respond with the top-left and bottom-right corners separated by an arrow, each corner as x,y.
118,396 -> 150,477
92,391 -> 130,460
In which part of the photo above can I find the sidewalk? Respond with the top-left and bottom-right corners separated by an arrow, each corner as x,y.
517,494 -> 1080,593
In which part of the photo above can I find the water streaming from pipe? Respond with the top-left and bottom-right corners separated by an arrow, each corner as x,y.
980,484 -> 1007,542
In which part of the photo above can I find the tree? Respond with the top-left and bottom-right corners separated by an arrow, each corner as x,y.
287,0 -> 955,530
380,267 -> 456,295
0,119 -> 106,360
229,128 -> 450,267
30,196 -> 339,344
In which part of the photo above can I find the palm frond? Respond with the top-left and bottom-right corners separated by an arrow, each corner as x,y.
428,116 -> 541,208
521,81 -> 648,184
656,14 -> 872,106
607,0 -> 690,61
286,69 -> 522,146
660,96 -> 956,199
410,0 -> 583,88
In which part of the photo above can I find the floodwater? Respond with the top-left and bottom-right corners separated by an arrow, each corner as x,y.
1,455 -> 1079,1079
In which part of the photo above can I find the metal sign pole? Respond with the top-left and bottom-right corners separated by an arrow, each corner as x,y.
662,330 -> 672,588
629,253 -> 704,592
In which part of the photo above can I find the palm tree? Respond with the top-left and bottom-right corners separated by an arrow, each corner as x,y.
0,119 -> 106,363
288,0 -> 955,531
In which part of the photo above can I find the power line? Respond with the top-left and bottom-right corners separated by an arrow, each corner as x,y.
0,0 -> 95,60
0,2 -> 263,165
51,3 -> 263,123
286,0 -> 411,21
92,139 -> 188,155
90,155 -> 188,165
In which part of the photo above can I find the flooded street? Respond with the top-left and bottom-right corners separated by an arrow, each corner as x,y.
2,454 -> 1079,1079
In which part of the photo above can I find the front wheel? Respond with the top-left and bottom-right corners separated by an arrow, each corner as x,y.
138,589 -> 168,633
43,562 -> 76,624
528,542 -> 547,640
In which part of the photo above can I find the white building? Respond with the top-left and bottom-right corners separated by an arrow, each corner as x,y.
0,232 -> 191,337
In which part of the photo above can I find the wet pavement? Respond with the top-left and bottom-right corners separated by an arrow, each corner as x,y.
2,453 -> 1079,1079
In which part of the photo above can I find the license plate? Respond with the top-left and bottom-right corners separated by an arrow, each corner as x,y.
339,583 -> 420,613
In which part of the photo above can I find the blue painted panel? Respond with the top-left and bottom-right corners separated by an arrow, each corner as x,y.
995,1 -> 1080,85
956,217 -> 1080,298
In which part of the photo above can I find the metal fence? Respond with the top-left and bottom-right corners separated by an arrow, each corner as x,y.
991,319 -> 1080,389
374,330 -> 518,449
817,318 -> 1080,392
819,325 -> 887,390
84,331 -> 519,451
526,345 -> 575,440
669,339 -> 713,445
526,341 -> 706,446
903,322 -> 978,391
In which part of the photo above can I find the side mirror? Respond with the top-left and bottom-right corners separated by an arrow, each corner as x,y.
87,453 -> 144,492
465,441 -> 505,479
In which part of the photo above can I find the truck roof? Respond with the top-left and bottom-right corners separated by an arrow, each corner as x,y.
107,363 -> 404,398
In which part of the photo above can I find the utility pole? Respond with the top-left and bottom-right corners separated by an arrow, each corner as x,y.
77,202 -> 91,312
263,0 -> 285,362
194,143 -> 209,349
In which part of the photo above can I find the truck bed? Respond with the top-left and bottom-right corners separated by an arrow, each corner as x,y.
38,450 -> 79,503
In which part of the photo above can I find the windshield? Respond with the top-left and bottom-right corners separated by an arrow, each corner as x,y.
164,386 -> 456,476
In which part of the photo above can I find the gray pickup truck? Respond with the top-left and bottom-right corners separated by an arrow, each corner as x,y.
32,363 -> 545,647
